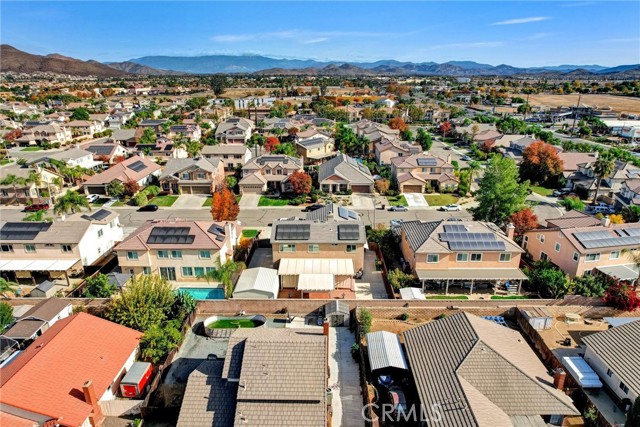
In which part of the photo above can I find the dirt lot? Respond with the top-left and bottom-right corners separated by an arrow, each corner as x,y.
523,94 -> 640,114
370,319 -> 427,338
222,87 -> 274,98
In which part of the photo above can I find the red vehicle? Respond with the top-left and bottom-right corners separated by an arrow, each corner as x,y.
120,362 -> 153,398
24,203 -> 49,212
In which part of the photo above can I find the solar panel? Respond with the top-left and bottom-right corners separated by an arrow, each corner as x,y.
146,227 -> 195,244
348,210 -> 358,220
275,224 -> 310,240
0,222 -> 52,240
616,228 -> 640,237
207,224 -> 226,236
128,160 -> 148,172
338,207 -> 349,220
87,145 -> 113,156
416,158 -> 438,166
338,224 -> 360,241
448,241 -> 506,251
443,224 -> 467,233
91,209 -> 111,221
439,232 -> 496,242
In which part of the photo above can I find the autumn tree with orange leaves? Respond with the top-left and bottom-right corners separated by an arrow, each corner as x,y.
520,141 -> 564,185
508,208 -> 539,238
264,136 -> 280,153
211,187 -> 239,221
388,117 -> 408,132
288,171 -> 312,195
440,121 -> 452,137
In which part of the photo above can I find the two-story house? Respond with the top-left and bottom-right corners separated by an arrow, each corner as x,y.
15,123 -> 72,147
399,220 -> 527,294
270,204 -> 365,298
84,141 -> 132,164
31,148 -> 101,171
374,137 -> 422,165
0,209 -> 123,286
65,120 -> 103,139
169,124 -> 202,141
391,153 -> 458,193
239,154 -> 303,194
201,144 -> 252,174
137,119 -> 168,135
295,136 -> 335,164
115,220 -> 237,282
350,120 -> 400,154
159,157 -> 225,195
522,211 -> 640,279
82,155 -> 161,195
215,117 -> 254,144
318,153 -> 374,193
0,164 -> 64,205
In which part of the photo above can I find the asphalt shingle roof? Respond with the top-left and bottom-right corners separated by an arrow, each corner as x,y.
318,153 -> 373,185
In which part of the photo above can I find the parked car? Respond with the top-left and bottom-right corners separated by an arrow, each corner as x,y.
86,194 -> 100,203
439,204 -> 462,211
388,205 -> 408,212
552,189 -> 570,197
461,155 -> 472,161
138,204 -> 158,212
24,203 -> 49,212
386,386 -> 408,419
302,204 -> 324,212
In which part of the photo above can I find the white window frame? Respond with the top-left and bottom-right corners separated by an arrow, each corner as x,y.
346,244 -> 357,253
143,267 -> 151,275
24,244 -> 36,253
61,244 -> 72,253
171,250 -> 182,259
157,250 -> 169,259
538,234 -> 545,243
540,252 -> 548,261
308,244 -> 319,253
610,250 -> 620,260
470,253 -> 482,262
182,266 -> 194,277
199,250 -> 211,259
499,253 -> 511,262
279,244 -> 296,253
456,253 -> 469,262
427,254 -> 439,263
126,251 -> 138,260
585,253 -> 600,262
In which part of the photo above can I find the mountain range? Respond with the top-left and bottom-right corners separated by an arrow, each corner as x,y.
1,44 -> 639,78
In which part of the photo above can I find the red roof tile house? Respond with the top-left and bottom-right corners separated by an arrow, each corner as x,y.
0,313 -> 142,427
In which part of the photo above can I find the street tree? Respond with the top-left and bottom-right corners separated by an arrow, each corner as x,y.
592,153 -> 615,205
289,171 -> 312,195
521,141 -> 564,185
211,187 -> 239,221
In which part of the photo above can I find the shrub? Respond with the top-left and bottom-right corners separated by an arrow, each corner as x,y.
0,302 -> 13,332
83,273 -> 116,298
388,269 -> 414,290
145,185 -> 161,196
133,192 -> 148,206
358,308 -> 373,337
399,313 -> 410,321
603,282 -> 640,311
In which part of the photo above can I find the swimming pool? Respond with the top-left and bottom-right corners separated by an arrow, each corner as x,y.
177,287 -> 225,300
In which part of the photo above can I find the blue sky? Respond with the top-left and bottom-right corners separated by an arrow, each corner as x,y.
2,1 -> 639,67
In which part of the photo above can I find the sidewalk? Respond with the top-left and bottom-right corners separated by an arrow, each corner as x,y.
329,327 -> 364,427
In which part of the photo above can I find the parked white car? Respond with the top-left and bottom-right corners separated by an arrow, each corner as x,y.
439,204 -> 462,211
86,194 -> 100,203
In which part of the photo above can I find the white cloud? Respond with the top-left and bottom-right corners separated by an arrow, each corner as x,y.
303,38 -> 329,44
525,32 -> 554,40
211,30 -> 394,44
492,17 -> 550,25
428,41 -> 506,50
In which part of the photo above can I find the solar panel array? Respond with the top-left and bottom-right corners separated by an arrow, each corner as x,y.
443,224 -> 467,233
574,230 -> 640,249
147,227 -> 195,244
438,230 -> 506,251
275,224 -> 310,240
616,228 -> 640,237
416,158 -> 438,167
449,240 -> 506,251
86,145 -> 113,156
91,209 -> 111,221
338,207 -> 358,220
207,224 -> 226,242
128,160 -> 148,172
338,224 -> 360,241
0,222 -> 52,240
439,232 -> 495,242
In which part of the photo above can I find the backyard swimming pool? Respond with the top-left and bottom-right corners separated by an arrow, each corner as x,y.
177,287 -> 225,300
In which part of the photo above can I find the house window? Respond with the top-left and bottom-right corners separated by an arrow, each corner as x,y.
127,251 -> 138,260
0,190 -> 8,196
427,254 -> 439,263
346,245 -> 357,253
1,244 -> 13,253
538,234 -> 545,243
98,229 -> 104,238
194,267 -> 205,277
606,368 -> 613,377
470,253 -> 482,262
61,244 -> 72,253
197,173 -> 205,180
573,252 -> 579,262
110,220 -> 115,228
308,244 -> 319,253
205,267 -> 215,274
171,250 -> 182,259
45,243 -> 54,247
523,235 -> 528,249
585,253 -> 600,262
24,244 -> 36,253
199,250 -> 211,259
279,244 -> 296,253
157,250 -> 169,259
610,250 -> 620,260
555,243 -> 561,252
181,172 -> 190,179
499,253 -> 511,262
620,381 -> 629,394
182,267 -> 194,277
456,253 -> 469,262
143,267 -> 151,275
540,252 -> 548,261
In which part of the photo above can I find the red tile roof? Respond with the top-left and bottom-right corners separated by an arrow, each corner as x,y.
0,313 -> 142,427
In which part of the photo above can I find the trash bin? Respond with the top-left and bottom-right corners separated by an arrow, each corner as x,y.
381,204 -> 385,210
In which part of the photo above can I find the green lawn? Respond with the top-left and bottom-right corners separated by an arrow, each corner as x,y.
202,197 -> 212,207
490,295 -> 529,300
424,194 -> 459,206
531,186 -> 554,197
0,159 -> 13,166
148,195 -> 178,207
111,201 -> 125,207
425,295 -> 469,300
387,195 -> 408,207
91,198 -> 110,207
207,319 -> 260,329
21,147 -> 43,152
258,196 -> 290,206
242,229 -> 259,238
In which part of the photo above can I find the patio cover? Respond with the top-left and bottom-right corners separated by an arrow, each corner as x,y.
0,259 -> 79,272
366,331 -> 408,371
562,356 -> 603,388
278,258 -> 354,276
297,273 -> 334,291
415,268 -> 528,281
596,264 -> 639,281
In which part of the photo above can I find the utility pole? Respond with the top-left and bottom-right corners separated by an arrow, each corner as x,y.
571,93 -> 582,136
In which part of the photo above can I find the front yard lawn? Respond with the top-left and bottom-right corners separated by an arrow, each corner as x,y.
531,186 -> 554,197
490,295 -> 529,300
258,196 -> 291,207
91,197 -> 110,207
111,200 -> 125,207
425,295 -> 469,300
202,197 -> 212,207
148,195 -> 178,207
242,229 -> 259,238
424,194 -> 459,206
21,147 -> 43,151
387,195 -> 408,207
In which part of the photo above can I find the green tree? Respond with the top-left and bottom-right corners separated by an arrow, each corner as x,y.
334,123 -> 358,153
592,154 -> 615,205
560,195 -> 585,211
23,209 -> 53,222
226,176 -> 237,189
139,128 -> 156,146
0,277 -> 17,296
210,75 -> 227,96
472,156 -> 529,226
416,128 -> 433,151
625,397 -> 640,427
272,142 -> 297,157
246,133 -> 266,157
358,308 -> 373,337
400,129 -> 414,142
387,269 -> 414,290
572,275 -> 609,297
70,107 -> 90,121
83,273 -> 116,298
107,180 -> 125,198
197,259 -> 245,298
527,260 -> 570,298
140,321 -> 183,364
0,302 -> 13,332
133,192 -> 148,207
622,205 -> 640,223
53,190 -> 91,215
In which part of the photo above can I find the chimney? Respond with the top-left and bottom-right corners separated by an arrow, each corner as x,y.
601,216 -> 611,228
505,223 -> 515,240
82,381 -> 104,427
225,221 -> 237,245
553,368 -> 566,390
323,320 -> 330,337
446,154 -> 452,164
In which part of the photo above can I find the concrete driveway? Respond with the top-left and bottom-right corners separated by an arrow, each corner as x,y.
355,250 -> 388,299
171,194 -> 208,209
239,193 -> 261,208
351,194 -> 374,209
404,193 -> 429,208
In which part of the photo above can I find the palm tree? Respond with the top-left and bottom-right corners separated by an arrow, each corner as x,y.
0,277 -> 17,296
622,248 -> 640,290
592,155 -> 615,205
197,259 -> 245,299
466,161 -> 482,194
54,190 -> 91,216
184,140 -> 203,158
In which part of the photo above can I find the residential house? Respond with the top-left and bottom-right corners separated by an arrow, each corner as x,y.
115,220 -> 237,281
65,120 -> 103,139
351,119 -> 399,153
270,205 -> 365,298
137,119 -> 167,135
2,298 -> 72,344
424,108 -> 451,124
569,160 -> 640,203
201,144 -> 252,174
318,153 -> 374,193
239,154 -> 303,194
399,220 -> 527,294
215,117 -> 254,144
31,148 -> 102,170
391,153 -> 458,193
474,129 -> 504,148
0,164 -> 64,205
558,152 -> 599,188
403,312 -> 579,427
374,137 -> 422,165
582,320 -> 640,407
0,209 -> 123,285
84,141 -> 132,164
0,313 -> 142,427
82,155 -> 161,195
159,157 -> 225,195
522,211 -> 640,279
169,124 -> 202,141
454,123 -> 496,141
136,137 -> 188,159
295,136 -> 336,163
176,328 -> 327,427
15,123 -> 72,146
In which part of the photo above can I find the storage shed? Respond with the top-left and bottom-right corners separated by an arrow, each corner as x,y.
323,300 -> 350,327
29,280 -> 57,298
522,307 -> 553,330
232,267 -> 279,299
366,331 -> 408,373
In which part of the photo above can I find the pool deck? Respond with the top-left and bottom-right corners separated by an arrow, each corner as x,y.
171,282 -> 223,290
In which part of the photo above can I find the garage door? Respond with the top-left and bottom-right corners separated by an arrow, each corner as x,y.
185,185 -> 211,195
351,185 -> 372,193
402,184 -> 423,193
241,185 -> 263,194
85,186 -> 107,195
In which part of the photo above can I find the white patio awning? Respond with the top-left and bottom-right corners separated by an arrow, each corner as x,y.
278,258 -> 355,276
0,258 -> 79,272
415,268 -> 528,281
562,356 -> 603,388
297,274 -> 334,291
596,264 -> 639,281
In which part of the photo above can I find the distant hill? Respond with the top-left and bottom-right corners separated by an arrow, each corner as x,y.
0,44 -> 126,77
106,61 -> 185,75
